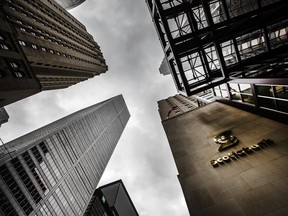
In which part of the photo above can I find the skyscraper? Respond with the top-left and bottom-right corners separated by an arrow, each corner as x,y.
158,91 -> 214,120
55,0 -> 86,10
0,0 -> 108,107
84,179 -> 139,216
0,95 -> 130,216
159,101 -> 288,215
0,107 -> 9,127
146,0 -> 288,122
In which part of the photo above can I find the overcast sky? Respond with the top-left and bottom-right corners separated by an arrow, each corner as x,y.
0,0 -> 189,215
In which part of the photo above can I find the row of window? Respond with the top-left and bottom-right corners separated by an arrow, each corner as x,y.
8,0 -> 92,48
214,83 -> 288,114
174,95 -> 197,110
5,7 -> 100,62
0,164 -> 33,215
164,0 -> 281,38
17,37 -> 103,71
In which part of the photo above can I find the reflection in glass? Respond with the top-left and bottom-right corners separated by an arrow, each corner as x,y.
257,85 -> 273,97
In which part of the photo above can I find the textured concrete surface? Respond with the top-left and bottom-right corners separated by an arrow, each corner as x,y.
162,102 -> 288,216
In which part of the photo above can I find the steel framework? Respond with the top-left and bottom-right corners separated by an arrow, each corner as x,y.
146,0 -> 288,96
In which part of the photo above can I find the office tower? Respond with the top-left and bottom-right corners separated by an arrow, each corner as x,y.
147,0 -> 288,122
159,58 -> 170,76
0,107 -> 9,127
84,179 -> 139,216
55,0 -> 86,10
0,95 -> 130,216
0,0 -> 108,107
159,101 -> 288,215
158,91 -> 214,120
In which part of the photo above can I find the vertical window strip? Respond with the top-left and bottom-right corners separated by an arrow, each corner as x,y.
55,188 -> 75,216
11,157 -> 42,204
61,181 -> 82,215
48,195 -> 64,216
66,174 -> 85,208
31,147 -> 56,187
22,152 -> 48,194
0,164 -> 33,215
47,138 -> 67,174
0,187 -> 18,216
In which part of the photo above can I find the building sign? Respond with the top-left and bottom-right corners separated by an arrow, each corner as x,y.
210,139 -> 274,167
213,130 -> 238,151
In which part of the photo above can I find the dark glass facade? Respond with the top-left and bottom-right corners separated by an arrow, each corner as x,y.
0,95 -> 130,216
147,0 -> 288,121
84,180 -> 139,216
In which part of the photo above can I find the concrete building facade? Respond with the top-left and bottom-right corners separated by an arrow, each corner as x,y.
0,95 -> 130,216
158,91 -> 214,120
160,101 -> 288,216
0,0 -> 108,107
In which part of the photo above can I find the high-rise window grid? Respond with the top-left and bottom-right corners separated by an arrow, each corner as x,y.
147,0 -> 288,95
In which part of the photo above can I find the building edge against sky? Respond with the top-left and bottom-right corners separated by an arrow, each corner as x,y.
84,179 -> 139,216
0,0 -> 107,107
55,0 -> 86,10
0,95 -> 130,216
0,107 -> 9,127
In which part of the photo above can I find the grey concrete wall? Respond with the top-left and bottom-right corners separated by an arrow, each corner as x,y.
162,102 -> 288,216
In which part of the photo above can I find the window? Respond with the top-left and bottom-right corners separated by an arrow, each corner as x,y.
10,62 -> 18,68
15,71 -> 24,78
0,44 -> 9,50
18,40 -> 26,46
32,44 -> 38,49
0,165 -> 33,215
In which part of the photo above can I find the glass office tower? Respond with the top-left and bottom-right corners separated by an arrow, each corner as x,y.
84,179 -> 139,216
0,95 -> 130,216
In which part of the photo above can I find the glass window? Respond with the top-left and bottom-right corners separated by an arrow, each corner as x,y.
274,86 -> 288,99
0,165 -> 33,215
18,40 -> 26,46
0,44 -> 9,50
239,84 -> 252,94
14,71 -> 24,78
276,100 -> 288,113
257,85 -> 274,97
0,187 -> 18,216
55,188 -> 75,216
242,95 -> 254,104
22,152 -> 48,194
11,158 -> 42,203
10,62 -> 18,68
258,97 -> 276,109
48,196 -> 64,216
229,83 -> 239,92
231,93 -> 241,101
